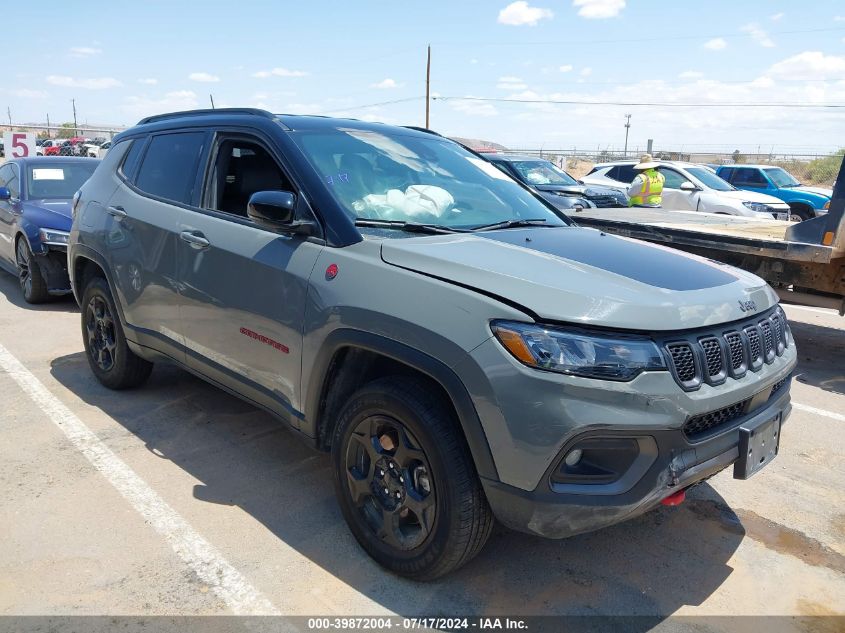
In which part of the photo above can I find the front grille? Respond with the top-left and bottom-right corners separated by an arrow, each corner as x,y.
683,373 -> 790,440
667,343 -> 697,384
588,194 -> 623,208
725,332 -> 745,372
664,307 -> 789,390
684,400 -> 749,439
700,337 -> 723,378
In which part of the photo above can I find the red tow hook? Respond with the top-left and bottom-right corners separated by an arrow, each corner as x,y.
661,488 -> 686,506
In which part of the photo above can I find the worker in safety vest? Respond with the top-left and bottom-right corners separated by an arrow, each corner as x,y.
627,154 -> 664,207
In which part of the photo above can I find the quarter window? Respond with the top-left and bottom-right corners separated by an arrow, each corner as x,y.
135,132 -> 206,205
610,165 -> 638,183
118,139 -> 144,181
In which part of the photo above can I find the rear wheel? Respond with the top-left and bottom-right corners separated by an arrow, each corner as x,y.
332,376 -> 493,580
81,276 -> 153,389
15,238 -> 50,304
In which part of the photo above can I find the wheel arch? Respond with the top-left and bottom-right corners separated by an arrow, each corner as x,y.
70,246 -> 126,324
305,329 -> 499,481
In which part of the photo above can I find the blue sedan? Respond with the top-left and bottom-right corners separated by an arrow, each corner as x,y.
0,157 -> 99,303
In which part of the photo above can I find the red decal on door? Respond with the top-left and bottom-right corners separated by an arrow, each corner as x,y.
239,327 -> 289,354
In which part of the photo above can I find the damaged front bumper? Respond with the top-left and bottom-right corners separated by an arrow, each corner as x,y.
34,246 -> 72,295
481,380 -> 793,539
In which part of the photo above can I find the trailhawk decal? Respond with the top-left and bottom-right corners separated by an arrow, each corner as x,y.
239,327 -> 289,354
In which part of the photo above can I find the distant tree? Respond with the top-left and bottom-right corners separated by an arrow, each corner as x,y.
56,123 -> 76,139
732,149 -> 745,164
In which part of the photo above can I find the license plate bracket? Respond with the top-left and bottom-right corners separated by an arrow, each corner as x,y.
733,414 -> 781,479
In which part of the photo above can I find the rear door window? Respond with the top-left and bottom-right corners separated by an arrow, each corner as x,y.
610,165 -> 637,183
135,132 -> 206,205
719,167 -> 734,182
733,168 -> 768,187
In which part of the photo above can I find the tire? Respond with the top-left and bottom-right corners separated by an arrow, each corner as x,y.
332,376 -> 493,580
788,204 -> 813,222
80,276 -> 153,389
15,237 -> 50,304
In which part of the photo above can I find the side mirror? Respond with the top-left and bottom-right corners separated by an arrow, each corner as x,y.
680,181 -> 698,192
0,187 -> 11,201
247,190 -> 315,235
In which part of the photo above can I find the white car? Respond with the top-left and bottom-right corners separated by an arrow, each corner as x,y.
582,160 -> 791,219
84,141 -> 111,158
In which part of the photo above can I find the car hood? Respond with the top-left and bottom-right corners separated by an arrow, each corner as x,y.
792,185 -> 832,199
534,183 -> 621,198
23,199 -> 73,229
380,227 -> 777,330
716,189 -> 789,206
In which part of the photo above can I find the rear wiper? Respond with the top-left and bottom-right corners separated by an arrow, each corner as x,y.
471,218 -> 556,231
354,219 -> 469,234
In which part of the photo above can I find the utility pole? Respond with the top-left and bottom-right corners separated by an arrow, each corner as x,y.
72,98 -> 78,136
46,113 -> 51,137
209,94 -> 215,109
425,45 -> 431,129
623,113 -> 631,156
6,106 -> 11,130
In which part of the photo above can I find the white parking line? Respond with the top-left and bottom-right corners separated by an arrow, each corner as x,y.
0,343 -> 280,616
793,402 -> 845,423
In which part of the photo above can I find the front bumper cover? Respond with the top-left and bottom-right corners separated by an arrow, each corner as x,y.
481,380 -> 792,539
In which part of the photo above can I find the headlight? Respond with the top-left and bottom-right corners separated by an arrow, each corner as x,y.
824,200 -> 830,210
39,228 -> 69,245
742,201 -> 771,213
491,321 -> 666,381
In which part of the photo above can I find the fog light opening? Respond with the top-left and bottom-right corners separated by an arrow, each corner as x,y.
564,449 -> 583,467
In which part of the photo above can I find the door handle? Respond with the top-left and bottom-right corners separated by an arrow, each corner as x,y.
107,205 -> 127,219
180,230 -> 210,249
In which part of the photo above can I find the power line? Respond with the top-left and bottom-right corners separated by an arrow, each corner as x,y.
312,96 -> 425,115
433,96 -> 845,109
432,26 -> 845,48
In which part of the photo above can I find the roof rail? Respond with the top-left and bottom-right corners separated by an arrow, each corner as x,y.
137,108 -> 275,126
401,125 -> 443,137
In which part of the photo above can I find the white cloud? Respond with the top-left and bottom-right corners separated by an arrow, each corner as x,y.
679,70 -> 704,79
834,16 -> 845,22
573,0 -> 625,19
580,67 -> 593,77
741,23 -> 774,47
497,1 -> 553,26
370,78 -> 403,89
559,64 -> 573,72
10,88 -> 48,98
770,12 -> 784,21
497,76 -> 528,91
69,46 -> 102,57
137,78 -> 158,85
470,58 -> 479,64
123,90 -> 199,118
704,38 -> 727,51
768,51 -> 845,81
46,75 -> 122,89
188,72 -> 220,83
449,98 -> 498,117
252,67 -> 308,78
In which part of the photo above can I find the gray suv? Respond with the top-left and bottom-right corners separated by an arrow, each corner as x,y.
68,109 -> 797,579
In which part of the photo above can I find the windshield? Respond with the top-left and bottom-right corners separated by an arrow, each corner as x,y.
686,166 -> 735,192
764,167 -> 800,188
508,160 -> 579,186
290,128 -> 568,231
27,162 -> 98,199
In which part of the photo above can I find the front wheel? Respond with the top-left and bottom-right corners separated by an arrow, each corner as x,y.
80,276 -> 153,389
788,204 -> 813,222
15,238 -> 50,304
332,376 -> 493,580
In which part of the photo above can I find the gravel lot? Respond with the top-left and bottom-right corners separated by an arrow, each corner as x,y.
0,271 -> 843,627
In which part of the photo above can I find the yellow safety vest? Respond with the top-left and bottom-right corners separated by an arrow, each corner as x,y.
629,169 -> 664,207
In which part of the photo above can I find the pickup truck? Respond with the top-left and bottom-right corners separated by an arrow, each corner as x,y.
716,165 -> 832,222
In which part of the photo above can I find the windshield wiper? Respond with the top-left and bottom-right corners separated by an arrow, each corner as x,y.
471,218 -> 557,231
354,219 -> 469,234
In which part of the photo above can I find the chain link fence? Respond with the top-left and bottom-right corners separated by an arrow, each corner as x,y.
505,148 -> 843,186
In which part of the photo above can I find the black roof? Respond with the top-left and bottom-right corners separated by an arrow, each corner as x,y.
126,108 -> 437,140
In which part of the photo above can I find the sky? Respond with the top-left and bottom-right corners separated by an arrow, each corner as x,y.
6,0 -> 845,154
